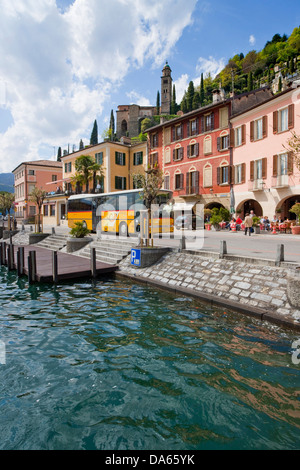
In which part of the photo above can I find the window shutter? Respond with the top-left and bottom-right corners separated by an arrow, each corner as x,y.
187,122 -> 190,137
262,158 -> 267,179
273,111 -> 278,134
241,163 -> 246,183
288,104 -> 294,129
262,115 -> 268,138
186,173 -> 190,195
123,153 -> 126,166
242,124 -> 246,145
180,147 -> 184,160
173,149 -> 176,161
250,121 -> 254,141
172,128 -> 175,142
273,155 -> 278,177
288,152 -> 294,175
164,175 -> 170,190
211,113 -> 215,131
180,173 -> 184,189
195,143 -> 199,156
115,152 -> 118,164
230,128 -> 235,148
199,116 -> 203,133
217,137 -> 221,151
194,171 -> 199,194
217,167 -> 220,185
250,161 -> 254,181
196,118 -> 199,135
187,145 -> 190,158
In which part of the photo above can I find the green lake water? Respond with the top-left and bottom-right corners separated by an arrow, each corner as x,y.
0,267 -> 299,450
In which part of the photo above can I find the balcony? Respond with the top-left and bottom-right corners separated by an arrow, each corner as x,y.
271,175 -> 289,189
248,179 -> 265,191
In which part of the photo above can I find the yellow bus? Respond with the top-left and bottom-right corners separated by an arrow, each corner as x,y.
67,189 -> 174,236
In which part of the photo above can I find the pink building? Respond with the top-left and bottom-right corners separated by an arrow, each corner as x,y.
13,160 -> 63,222
231,85 -> 300,220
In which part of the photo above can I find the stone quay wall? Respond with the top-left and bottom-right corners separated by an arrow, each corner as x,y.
118,249 -> 300,331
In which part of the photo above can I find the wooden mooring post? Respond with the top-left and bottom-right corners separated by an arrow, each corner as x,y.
7,245 -> 14,271
90,247 -> 97,279
1,242 -> 7,266
52,251 -> 58,283
17,247 -> 25,276
28,251 -> 37,284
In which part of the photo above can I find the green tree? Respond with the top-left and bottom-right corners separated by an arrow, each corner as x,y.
0,192 -> 14,217
247,71 -> 253,91
74,155 -> 95,193
90,120 -> 98,146
109,110 -> 115,141
57,147 -> 62,162
200,73 -> 204,105
180,96 -> 188,113
170,84 -> 177,114
141,118 -> 153,133
79,139 -> 84,150
186,81 -> 195,112
192,91 -> 200,110
29,187 -> 47,233
156,91 -> 160,115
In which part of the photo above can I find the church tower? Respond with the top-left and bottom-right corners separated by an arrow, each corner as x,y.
161,61 -> 172,114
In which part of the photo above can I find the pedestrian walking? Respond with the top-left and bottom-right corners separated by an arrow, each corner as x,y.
244,213 -> 253,236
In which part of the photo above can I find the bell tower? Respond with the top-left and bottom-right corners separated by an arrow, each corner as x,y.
161,61 -> 172,115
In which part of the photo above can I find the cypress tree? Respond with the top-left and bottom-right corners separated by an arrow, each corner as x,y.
192,91 -> 200,110
181,97 -> 188,114
200,73 -> 204,106
278,75 -> 282,92
156,91 -> 160,115
109,110 -> 115,140
57,147 -> 62,162
79,139 -> 84,150
171,84 -> 177,114
247,72 -> 253,92
186,81 -> 195,112
90,120 -> 98,146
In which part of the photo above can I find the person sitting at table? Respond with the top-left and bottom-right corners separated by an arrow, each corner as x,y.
271,215 -> 278,223
236,216 -> 243,231
263,216 -> 271,231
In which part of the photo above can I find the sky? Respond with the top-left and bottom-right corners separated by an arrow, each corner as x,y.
0,0 -> 299,174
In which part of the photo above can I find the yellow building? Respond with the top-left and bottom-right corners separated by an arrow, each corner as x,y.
43,138 -> 147,227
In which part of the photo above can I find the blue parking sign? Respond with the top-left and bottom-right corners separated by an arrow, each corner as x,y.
131,248 -> 141,267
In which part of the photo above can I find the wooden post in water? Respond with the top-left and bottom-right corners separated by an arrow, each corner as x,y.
28,251 -> 37,284
17,247 -> 24,276
52,251 -> 58,283
2,242 -> 6,265
91,247 -> 97,279
7,245 -> 14,271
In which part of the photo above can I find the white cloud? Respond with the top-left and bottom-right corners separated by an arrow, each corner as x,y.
0,0 -> 197,172
249,34 -> 256,46
173,74 -> 190,103
195,56 -> 226,79
126,91 -> 152,107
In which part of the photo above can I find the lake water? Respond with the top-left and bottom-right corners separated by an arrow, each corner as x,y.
0,266 -> 299,450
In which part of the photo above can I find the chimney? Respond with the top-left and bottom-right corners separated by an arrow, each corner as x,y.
212,89 -> 221,103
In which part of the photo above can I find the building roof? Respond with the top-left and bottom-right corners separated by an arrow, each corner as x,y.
12,159 -> 62,173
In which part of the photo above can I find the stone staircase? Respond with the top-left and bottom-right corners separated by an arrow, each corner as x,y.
36,233 -> 69,251
76,236 -> 139,265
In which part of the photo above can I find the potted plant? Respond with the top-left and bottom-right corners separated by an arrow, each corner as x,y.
204,209 -> 212,230
67,221 -> 92,252
290,203 -> 300,235
252,216 -> 261,234
210,208 -> 223,231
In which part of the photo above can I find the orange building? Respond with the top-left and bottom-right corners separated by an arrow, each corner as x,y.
12,160 -> 63,223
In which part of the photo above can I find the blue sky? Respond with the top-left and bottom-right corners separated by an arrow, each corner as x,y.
0,0 -> 299,173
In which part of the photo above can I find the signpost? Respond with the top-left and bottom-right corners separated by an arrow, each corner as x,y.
131,248 -> 141,267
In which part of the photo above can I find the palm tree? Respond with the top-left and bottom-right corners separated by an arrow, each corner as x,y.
89,162 -> 105,192
74,155 -> 95,193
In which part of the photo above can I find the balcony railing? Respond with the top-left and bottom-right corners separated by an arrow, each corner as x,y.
248,179 -> 265,191
271,175 -> 289,188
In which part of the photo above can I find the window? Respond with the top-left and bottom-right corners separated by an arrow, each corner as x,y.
234,125 -> 246,147
217,133 -> 229,151
186,171 -> 199,195
187,142 -> 199,158
115,152 -> 126,166
234,163 -> 245,184
217,163 -> 230,185
29,206 -> 36,216
188,118 -> 199,137
151,133 -> 158,148
204,135 -> 212,155
164,148 -> 171,164
201,113 -> 215,132
95,152 -> 103,165
250,116 -> 267,141
203,164 -> 212,188
28,169 -> 35,176
149,153 -> 158,167
50,205 -> 55,217
174,173 -> 184,190
133,151 -> 143,166
44,205 -> 48,217
173,147 -> 184,161
52,175 -> 57,182
172,124 -> 183,141
273,153 -> 293,177
273,104 -> 294,133
65,162 -> 72,173
250,158 -> 267,181
115,176 -> 127,190
219,107 -> 229,128
164,175 -> 170,190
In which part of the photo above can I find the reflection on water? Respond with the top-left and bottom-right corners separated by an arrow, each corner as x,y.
0,266 -> 299,450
